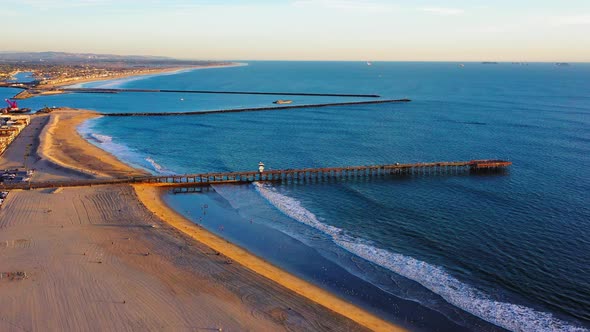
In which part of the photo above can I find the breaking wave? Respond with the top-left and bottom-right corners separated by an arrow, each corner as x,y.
78,120 -> 173,175
253,182 -> 587,332
88,133 -> 112,144
145,156 -> 173,174
69,64 -> 246,89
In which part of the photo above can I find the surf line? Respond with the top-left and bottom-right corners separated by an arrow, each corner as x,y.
103,99 -> 411,117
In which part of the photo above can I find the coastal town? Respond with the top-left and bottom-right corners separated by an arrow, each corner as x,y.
0,52 -> 230,99
0,114 -> 29,155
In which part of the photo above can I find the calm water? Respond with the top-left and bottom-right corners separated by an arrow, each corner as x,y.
9,62 -> 590,331
7,71 -> 36,83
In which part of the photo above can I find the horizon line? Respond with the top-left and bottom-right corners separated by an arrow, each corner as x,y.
2,50 -> 588,64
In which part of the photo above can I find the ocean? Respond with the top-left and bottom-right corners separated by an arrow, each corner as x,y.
11,62 -> 590,331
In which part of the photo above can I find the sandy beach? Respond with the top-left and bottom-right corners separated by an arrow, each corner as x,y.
12,63 -> 242,99
12,67 -> 195,99
37,65 -> 220,89
38,109 -> 148,179
0,109 -> 402,331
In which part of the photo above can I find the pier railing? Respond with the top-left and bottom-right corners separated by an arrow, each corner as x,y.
1,160 -> 512,190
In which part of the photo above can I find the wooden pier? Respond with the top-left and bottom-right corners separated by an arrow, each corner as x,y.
1,160 -> 512,190
136,160 -> 511,186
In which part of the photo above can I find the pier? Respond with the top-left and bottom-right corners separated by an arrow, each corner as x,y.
2,160 -> 512,190
104,99 -> 411,117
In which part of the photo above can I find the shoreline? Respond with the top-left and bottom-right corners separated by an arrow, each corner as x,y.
69,107 -> 403,330
0,107 -> 405,331
42,63 -> 243,89
11,63 -> 245,99
36,109 -> 149,179
57,63 -> 246,89
66,109 -> 403,330
133,184 -> 402,332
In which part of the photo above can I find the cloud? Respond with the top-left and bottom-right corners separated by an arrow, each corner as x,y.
2,8 -> 19,16
17,0 -> 114,10
291,0 -> 396,12
420,7 -> 465,16
12,0 -> 197,13
552,15 -> 590,25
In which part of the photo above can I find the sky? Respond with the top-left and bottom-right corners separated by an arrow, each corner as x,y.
2,0 -> 589,61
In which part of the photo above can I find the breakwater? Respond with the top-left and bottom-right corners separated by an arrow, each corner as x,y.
61,87 -> 381,98
103,99 -> 411,116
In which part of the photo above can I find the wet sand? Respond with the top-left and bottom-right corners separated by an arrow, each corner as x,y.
134,185 -> 400,332
0,109 -> 403,331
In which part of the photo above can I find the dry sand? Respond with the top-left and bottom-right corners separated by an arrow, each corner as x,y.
0,185 -> 374,331
0,109 -> 403,331
0,113 -> 83,182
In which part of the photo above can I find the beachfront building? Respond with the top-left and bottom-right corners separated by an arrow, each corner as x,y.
0,115 -> 30,155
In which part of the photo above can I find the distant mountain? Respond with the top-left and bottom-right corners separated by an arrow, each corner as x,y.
0,51 -> 184,64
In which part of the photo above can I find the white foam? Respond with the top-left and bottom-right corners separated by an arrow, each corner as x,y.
89,133 -> 112,144
80,127 -> 133,159
145,156 -> 173,175
77,120 -> 174,175
65,69 -> 188,89
67,63 -> 248,89
253,182 -> 588,332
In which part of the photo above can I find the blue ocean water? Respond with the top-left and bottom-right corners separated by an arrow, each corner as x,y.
7,71 -> 36,83
2,88 -> 22,101
11,62 -> 590,331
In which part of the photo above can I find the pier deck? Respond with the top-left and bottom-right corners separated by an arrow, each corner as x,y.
2,160 -> 512,190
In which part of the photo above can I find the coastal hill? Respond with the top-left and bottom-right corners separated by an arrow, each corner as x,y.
0,51 -> 188,65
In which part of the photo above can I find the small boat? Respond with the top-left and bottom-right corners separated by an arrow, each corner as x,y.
273,100 -> 293,105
